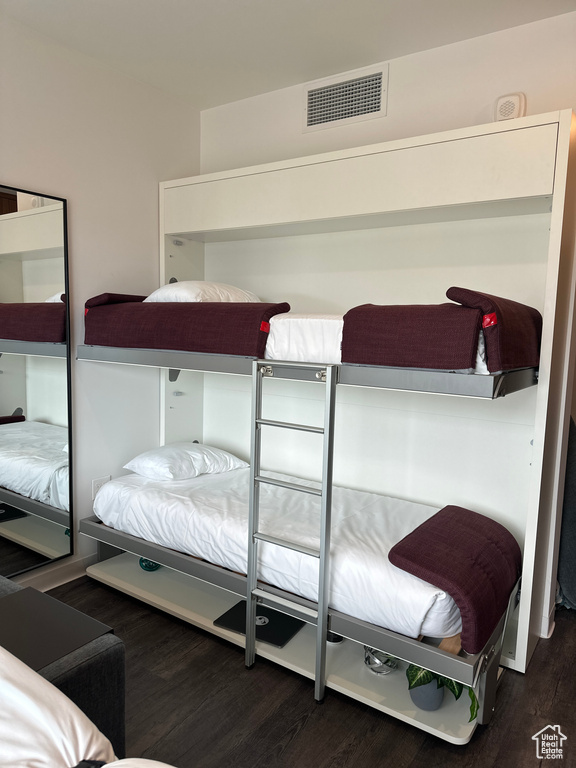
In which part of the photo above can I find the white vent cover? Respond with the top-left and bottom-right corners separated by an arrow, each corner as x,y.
303,64 -> 388,132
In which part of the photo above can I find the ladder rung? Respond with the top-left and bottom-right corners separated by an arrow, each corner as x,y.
257,417 -> 324,435
255,475 -> 322,497
254,532 -> 320,558
252,587 -> 319,621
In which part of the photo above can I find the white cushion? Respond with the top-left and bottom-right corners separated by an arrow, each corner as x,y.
143,281 -> 260,303
123,442 -> 248,481
0,645 -> 116,768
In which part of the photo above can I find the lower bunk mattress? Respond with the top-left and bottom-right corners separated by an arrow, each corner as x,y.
0,420 -> 69,511
93,467 -> 462,640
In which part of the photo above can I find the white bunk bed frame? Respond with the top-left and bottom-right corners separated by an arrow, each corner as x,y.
78,110 -> 576,744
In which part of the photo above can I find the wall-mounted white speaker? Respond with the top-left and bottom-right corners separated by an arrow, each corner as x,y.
494,92 -> 526,121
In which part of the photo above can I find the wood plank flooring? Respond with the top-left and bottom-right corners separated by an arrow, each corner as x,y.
48,576 -> 576,768
0,535 -> 50,577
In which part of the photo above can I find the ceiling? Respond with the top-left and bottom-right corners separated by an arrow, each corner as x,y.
2,0 -> 576,109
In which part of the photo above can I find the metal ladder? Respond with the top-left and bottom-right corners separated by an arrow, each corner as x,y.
245,359 -> 337,701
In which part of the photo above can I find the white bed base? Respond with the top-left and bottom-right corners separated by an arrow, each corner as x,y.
80,512 -> 518,745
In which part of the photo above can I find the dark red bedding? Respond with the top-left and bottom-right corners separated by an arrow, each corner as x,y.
0,415 -> 25,426
0,303 -> 66,344
341,287 -> 542,373
84,293 -> 291,358
389,505 -> 521,653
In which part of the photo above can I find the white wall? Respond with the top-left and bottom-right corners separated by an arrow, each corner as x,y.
201,13 -> 576,173
0,12 -> 201,584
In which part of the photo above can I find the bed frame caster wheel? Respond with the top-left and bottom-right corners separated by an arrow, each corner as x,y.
139,557 -> 161,572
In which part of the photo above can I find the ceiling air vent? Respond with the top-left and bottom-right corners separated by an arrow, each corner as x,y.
303,64 -> 388,132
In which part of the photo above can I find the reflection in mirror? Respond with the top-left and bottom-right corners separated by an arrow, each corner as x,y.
0,185 -> 72,577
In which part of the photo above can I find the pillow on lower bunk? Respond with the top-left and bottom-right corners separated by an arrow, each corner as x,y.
124,442 -> 248,481
143,281 -> 261,303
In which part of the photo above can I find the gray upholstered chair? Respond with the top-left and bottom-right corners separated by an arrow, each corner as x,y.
0,575 -> 126,758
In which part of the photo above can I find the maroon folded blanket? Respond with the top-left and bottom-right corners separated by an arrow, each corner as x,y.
84,297 -> 291,358
85,292 -> 147,308
341,303 -> 482,370
0,415 -> 25,425
389,505 -> 521,654
447,287 -> 542,373
341,288 -> 542,373
0,303 -> 66,343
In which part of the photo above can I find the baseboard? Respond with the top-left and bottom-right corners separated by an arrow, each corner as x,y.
12,553 -> 97,592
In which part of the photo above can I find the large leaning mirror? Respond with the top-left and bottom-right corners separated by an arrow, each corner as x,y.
0,185 -> 72,577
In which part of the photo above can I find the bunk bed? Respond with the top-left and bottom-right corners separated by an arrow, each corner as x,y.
78,111 -> 576,744
78,284 -> 536,743
90,456 -> 520,639
80,285 -> 542,399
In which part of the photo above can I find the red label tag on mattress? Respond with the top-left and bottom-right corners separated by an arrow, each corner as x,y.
260,321 -> 270,333
84,308 -> 89,316
482,312 -> 497,328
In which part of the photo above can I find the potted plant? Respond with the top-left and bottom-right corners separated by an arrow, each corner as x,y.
406,663 -> 479,721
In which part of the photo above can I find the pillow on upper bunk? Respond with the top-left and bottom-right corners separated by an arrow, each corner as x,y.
143,281 -> 261,303
124,442 -> 248,481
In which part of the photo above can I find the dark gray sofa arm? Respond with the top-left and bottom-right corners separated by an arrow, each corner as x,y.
40,633 -> 126,759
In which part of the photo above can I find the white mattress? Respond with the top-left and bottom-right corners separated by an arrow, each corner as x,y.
0,421 -> 69,511
264,312 -> 489,373
94,468 -> 462,639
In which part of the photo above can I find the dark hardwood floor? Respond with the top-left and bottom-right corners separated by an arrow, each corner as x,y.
48,576 -> 576,768
0,535 -> 51,577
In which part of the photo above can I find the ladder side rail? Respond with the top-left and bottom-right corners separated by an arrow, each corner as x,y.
245,359 -> 263,668
314,364 -> 338,701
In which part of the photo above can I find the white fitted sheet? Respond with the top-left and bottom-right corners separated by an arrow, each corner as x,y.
94,468 -> 462,639
264,312 -> 489,373
0,421 -> 69,511
265,313 -> 343,363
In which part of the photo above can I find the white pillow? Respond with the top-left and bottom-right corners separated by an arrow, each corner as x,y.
143,281 -> 261,303
0,645 -> 116,768
124,442 -> 248,481
45,292 -> 65,302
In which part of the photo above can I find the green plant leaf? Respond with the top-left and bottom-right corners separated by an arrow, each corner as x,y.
468,687 -> 479,722
439,676 -> 463,700
406,664 -> 434,689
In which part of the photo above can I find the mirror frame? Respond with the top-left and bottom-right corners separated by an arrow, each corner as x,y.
0,183 -> 73,577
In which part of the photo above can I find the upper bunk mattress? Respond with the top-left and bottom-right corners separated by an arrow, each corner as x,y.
84,293 -> 290,357
0,420 -> 69,510
0,302 -> 66,344
93,467 -> 462,640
